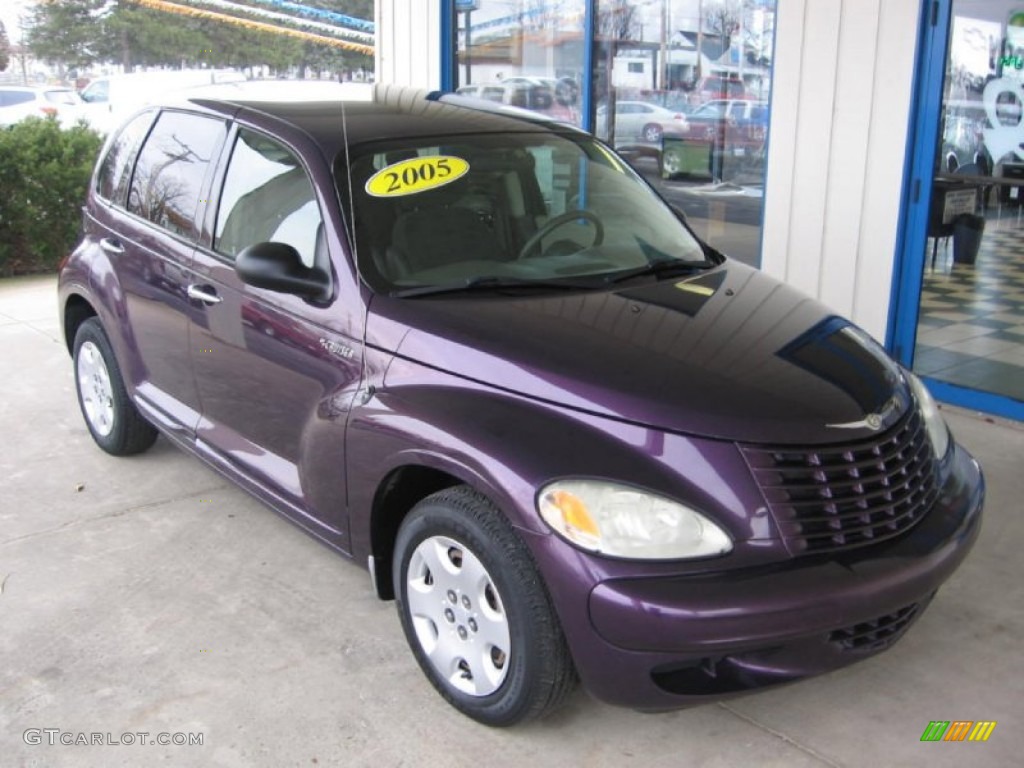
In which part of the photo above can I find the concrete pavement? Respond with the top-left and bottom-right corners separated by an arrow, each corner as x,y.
2,274 -> 1022,767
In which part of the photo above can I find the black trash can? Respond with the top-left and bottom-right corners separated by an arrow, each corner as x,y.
952,213 -> 985,265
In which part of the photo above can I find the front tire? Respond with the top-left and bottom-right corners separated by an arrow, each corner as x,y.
393,486 -> 576,726
662,149 -> 683,178
73,318 -> 158,456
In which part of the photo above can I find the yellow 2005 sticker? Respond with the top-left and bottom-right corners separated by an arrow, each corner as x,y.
365,156 -> 470,197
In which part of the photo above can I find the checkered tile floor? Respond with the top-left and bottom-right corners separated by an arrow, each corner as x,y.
915,218 -> 1024,402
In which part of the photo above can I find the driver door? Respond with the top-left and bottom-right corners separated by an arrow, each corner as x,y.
189,126 -> 362,546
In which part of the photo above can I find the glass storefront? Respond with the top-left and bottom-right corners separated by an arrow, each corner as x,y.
910,1 -> 1024,407
453,1 -> 587,128
452,1 -> 778,268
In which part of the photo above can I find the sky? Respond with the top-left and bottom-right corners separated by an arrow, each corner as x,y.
1,0 -> 32,44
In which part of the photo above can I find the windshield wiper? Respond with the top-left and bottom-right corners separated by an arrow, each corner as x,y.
605,259 -> 713,284
390,275 -> 599,298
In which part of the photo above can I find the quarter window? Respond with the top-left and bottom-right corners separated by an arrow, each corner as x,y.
95,111 -> 155,205
214,129 -> 323,268
127,111 -> 224,239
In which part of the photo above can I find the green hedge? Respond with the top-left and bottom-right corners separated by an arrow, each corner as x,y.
0,118 -> 104,276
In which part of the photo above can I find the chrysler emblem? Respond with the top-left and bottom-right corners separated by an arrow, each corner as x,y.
827,396 -> 901,431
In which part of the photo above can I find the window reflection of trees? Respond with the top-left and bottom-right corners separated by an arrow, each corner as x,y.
128,114 -> 221,239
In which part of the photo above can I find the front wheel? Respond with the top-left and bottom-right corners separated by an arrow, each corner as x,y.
73,318 -> 158,456
393,486 -> 576,726
662,149 -> 683,178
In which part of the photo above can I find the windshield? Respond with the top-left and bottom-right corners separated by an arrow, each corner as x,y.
338,131 -> 710,295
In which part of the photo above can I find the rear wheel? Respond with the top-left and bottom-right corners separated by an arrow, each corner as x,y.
73,318 -> 157,456
393,486 -> 576,726
642,122 -> 663,143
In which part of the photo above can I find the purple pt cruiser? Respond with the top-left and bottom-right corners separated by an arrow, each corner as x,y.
58,84 -> 984,725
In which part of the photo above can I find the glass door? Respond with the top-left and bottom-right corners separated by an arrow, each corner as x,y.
898,0 -> 1024,418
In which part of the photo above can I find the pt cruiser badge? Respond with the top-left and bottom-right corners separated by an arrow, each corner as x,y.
827,395 -> 904,431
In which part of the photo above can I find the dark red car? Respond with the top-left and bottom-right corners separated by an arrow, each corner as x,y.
59,84 -> 983,726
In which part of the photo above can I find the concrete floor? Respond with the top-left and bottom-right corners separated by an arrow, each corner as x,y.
2,274 -> 1022,767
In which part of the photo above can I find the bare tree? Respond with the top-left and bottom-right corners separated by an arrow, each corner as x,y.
704,0 -> 742,48
598,0 -> 641,42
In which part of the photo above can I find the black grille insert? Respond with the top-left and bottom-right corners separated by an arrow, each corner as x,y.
741,409 -> 940,555
830,601 -> 925,653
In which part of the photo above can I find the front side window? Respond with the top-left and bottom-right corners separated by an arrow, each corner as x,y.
44,90 -> 80,106
127,111 -> 225,239
341,131 -> 710,294
214,129 -> 323,268
80,80 -> 109,104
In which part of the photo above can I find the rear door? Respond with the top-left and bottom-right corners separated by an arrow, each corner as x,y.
189,125 -> 363,546
87,109 -> 227,439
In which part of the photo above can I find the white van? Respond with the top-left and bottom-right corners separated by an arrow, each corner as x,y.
78,69 -> 245,132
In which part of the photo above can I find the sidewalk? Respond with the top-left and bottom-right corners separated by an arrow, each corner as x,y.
2,274 -> 1022,767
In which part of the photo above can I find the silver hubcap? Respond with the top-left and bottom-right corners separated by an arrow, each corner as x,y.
406,535 -> 510,696
77,341 -> 115,437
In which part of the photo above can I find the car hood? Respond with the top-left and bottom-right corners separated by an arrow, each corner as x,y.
372,261 -> 909,444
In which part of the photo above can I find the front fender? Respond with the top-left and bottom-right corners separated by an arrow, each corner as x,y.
345,355 -> 773,571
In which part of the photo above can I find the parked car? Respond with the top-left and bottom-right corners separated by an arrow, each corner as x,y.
501,75 -> 579,107
0,85 -> 84,127
596,99 -> 689,144
455,83 -> 507,102
662,100 -> 769,180
77,69 -> 245,133
694,74 -> 750,103
59,84 -> 984,727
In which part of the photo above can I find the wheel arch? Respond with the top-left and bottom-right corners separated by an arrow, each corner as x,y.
367,464 -> 465,600
63,294 -> 98,355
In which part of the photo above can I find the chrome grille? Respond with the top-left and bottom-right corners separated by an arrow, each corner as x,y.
741,409 -> 940,555
829,601 -> 925,653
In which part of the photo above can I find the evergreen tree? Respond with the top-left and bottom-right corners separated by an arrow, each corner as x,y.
0,21 -> 11,72
26,0 -> 106,71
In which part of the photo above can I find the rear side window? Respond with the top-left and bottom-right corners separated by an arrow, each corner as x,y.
0,90 -> 34,107
96,111 -> 155,204
214,129 -> 323,268
127,111 -> 225,239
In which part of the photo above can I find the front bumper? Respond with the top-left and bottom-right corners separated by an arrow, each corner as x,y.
550,442 -> 984,710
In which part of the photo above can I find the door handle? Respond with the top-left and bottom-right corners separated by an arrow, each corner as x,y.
187,285 -> 223,305
99,237 -> 124,254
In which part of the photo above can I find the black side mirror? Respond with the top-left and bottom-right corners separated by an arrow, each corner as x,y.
235,242 -> 330,302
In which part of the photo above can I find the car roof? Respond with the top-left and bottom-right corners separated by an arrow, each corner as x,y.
172,83 -> 580,159
0,85 -> 74,93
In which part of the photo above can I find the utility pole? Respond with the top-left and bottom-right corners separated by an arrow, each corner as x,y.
696,0 -> 704,82
659,0 -> 666,89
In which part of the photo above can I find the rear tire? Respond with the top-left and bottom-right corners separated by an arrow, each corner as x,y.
393,485 -> 576,726
642,123 -> 663,143
73,318 -> 158,456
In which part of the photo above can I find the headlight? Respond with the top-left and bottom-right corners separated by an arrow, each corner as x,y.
906,372 -> 951,460
537,480 -> 732,560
